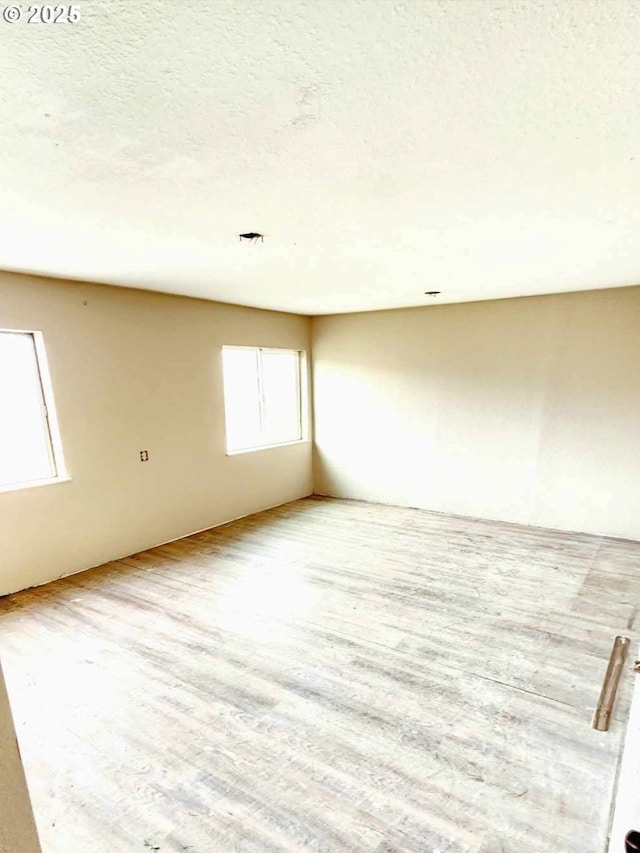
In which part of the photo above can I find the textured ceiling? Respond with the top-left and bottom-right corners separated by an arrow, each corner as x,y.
1,0 -> 639,315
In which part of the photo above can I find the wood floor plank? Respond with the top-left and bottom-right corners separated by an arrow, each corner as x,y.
1,496 -> 639,852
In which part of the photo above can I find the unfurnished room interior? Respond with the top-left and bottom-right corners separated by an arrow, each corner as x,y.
1,2 -> 640,852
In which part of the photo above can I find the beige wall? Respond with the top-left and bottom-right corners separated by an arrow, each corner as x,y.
0,660 -> 41,853
2,275 -> 637,596
312,287 -> 640,540
0,272 -> 312,595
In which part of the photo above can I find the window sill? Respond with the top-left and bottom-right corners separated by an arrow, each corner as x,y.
0,475 -> 72,494
226,439 -> 311,457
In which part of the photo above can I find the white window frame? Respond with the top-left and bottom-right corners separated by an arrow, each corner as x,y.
0,329 -> 69,493
222,345 -> 309,455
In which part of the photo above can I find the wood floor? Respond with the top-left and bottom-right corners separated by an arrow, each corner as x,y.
1,497 -> 640,853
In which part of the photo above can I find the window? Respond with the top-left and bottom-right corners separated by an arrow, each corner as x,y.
222,347 -> 306,453
0,330 -> 66,489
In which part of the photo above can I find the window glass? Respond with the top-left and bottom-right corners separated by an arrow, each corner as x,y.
0,332 -> 58,487
222,347 -> 304,453
262,350 -> 301,446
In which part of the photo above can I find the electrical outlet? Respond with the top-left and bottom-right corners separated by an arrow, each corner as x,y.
140,450 -> 149,462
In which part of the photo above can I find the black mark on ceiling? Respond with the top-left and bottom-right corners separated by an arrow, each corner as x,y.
424,291 -> 441,296
239,232 -> 263,242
